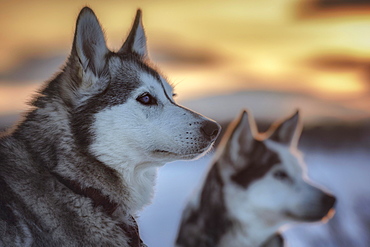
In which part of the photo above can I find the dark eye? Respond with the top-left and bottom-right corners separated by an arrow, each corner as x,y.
137,93 -> 157,105
273,170 -> 289,181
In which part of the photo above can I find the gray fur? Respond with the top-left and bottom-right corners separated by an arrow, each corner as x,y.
0,7 -> 220,246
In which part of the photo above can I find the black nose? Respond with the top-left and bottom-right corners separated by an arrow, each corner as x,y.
201,120 -> 221,141
322,194 -> 336,209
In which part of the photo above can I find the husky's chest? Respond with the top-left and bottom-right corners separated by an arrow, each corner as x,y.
1,172 -> 144,247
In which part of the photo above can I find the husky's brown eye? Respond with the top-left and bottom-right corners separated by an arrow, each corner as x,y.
137,93 -> 157,105
273,170 -> 289,181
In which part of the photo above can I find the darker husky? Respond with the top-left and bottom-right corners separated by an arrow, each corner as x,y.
0,7 -> 220,246
176,110 -> 335,247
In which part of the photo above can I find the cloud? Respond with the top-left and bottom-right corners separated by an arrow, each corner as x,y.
180,90 -> 370,125
304,54 -> 370,90
151,42 -> 224,68
311,0 -> 370,8
0,54 -> 66,84
297,0 -> 370,18
306,54 -> 370,71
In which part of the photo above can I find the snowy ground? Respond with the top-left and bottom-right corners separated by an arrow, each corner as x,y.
138,149 -> 370,247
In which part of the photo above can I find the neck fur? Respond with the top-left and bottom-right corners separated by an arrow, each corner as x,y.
116,160 -> 161,214
220,210 -> 281,247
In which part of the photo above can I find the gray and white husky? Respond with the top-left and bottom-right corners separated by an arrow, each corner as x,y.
0,7 -> 220,246
176,110 -> 335,247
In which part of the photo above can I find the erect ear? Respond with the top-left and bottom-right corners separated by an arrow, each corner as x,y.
118,9 -> 148,57
269,110 -> 302,147
71,7 -> 109,76
221,110 -> 256,167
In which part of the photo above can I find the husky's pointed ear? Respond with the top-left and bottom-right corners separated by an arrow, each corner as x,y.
71,7 -> 109,76
269,110 -> 302,147
221,110 -> 256,166
119,9 -> 148,57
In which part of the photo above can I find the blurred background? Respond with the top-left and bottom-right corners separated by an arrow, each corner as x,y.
1,0 -> 370,246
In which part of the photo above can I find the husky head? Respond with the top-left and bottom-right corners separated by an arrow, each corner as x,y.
217,110 -> 336,232
59,7 -> 220,169
40,7 -> 222,212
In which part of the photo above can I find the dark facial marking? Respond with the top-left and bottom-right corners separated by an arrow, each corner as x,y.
131,56 -> 175,105
158,79 -> 176,105
231,140 -> 281,188
117,52 -> 162,82
176,164 -> 232,246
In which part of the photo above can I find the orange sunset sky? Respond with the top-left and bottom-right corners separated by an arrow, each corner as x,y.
1,0 -> 370,124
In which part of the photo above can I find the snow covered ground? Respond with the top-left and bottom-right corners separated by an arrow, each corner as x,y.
138,149 -> 370,247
